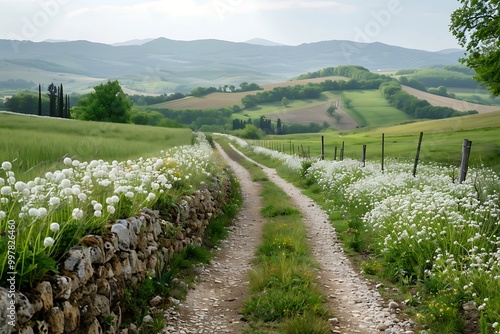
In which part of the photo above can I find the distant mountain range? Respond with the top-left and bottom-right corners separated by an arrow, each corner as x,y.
0,38 -> 464,94
245,38 -> 285,47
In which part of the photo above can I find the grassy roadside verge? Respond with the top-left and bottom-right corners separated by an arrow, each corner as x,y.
217,140 -> 332,334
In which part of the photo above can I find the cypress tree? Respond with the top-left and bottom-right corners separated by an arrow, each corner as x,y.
47,83 -> 57,117
65,94 -> 70,118
38,84 -> 42,116
58,83 -> 64,117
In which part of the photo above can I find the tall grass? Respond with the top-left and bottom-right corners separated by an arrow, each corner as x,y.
0,131 -> 222,289
0,113 -> 192,181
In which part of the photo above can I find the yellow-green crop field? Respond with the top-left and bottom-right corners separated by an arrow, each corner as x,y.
341,90 -> 412,127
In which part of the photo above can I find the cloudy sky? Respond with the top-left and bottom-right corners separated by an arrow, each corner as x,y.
0,0 -> 462,51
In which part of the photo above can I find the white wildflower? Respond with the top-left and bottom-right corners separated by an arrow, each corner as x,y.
154,159 -> 163,170
1,186 -> 12,195
14,181 -> 27,191
50,222 -> 60,232
1,161 -> 12,170
43,237 -> 55,247
60,179 -> 71,188
107,205 -> 116,214
37,207 -> 47,218
72,208 -> 84,220
28,208 -> 39,217
49,197 -> 61,207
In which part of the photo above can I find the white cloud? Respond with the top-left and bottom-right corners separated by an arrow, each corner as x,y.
235,1 -> 356,13
68,0 -> 356,19
68,0 -> 212,18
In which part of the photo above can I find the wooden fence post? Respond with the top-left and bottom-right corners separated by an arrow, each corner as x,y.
340,141 -> 345,161
362,145 -> 366,167
334,146 -> 337,161
413,132 -> 424,177
459,139 -> 472,183
381,133 -> 385,172
321,136 -> 325,161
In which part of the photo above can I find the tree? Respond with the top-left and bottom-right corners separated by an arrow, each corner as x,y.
58,83 -> 64,117
450,1 -> 500,95
47,83 -> 58,117
65,94 -> 70,118
326,103 -> 336,116
276,118 -> 283,135
38,84 -> 42,116
72,80 -> 132,123
281,97 -> 289,107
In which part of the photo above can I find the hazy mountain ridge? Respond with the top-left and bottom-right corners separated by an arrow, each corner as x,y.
0,38 -> 464,93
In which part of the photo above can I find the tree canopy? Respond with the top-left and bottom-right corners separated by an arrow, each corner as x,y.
72,80 -> 132,123
450,0 -> 500,95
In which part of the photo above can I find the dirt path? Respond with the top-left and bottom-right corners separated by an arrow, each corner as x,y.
163,143 -> 415,333
162,143 -> 264,333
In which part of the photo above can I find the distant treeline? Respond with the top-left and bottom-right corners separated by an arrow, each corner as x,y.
232,116 -> 328,137
155,107 -> 233,131
129,82 -> 263,106
396,65 -> 479,89
380,81 -> 478,119
0,79 -> 36,89
4,93 -> 49,114
129,93 -> 186,106
4,83 -> 71,118
295,65 -> 387,81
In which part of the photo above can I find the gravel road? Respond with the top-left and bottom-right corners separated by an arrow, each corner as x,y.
161,143 -> 418,334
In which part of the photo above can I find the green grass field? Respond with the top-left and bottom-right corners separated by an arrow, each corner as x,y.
262,110 -> 500,171
342,90 -> 412,127
0,112 -> 193,180
447,88 -> 500,106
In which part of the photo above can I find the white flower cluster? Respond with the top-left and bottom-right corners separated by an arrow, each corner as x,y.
0,133 -> 220,256
219,141 -> 500,329
303,157 -> 500,327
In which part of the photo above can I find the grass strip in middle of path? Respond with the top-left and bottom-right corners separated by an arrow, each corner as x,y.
220,142 -> 332,334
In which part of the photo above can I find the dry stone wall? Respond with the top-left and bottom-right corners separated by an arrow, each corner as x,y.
0,177 -> 233,334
